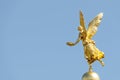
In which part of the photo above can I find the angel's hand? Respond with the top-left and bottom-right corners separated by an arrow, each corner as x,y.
66,42 -> 75,46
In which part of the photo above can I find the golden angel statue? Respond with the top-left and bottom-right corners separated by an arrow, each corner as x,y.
67,11 -> 104,70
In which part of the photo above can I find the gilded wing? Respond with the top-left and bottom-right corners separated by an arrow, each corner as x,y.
79,11 -> 87,39
80,11 -> 87,33
87,13 -> 103,39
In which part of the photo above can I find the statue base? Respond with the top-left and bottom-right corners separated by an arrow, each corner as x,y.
82,71 -> 100,80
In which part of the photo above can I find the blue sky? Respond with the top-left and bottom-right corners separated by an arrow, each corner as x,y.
0,0 -> 120,80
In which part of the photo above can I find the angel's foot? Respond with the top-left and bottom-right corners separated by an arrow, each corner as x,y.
98,59 -> 104,66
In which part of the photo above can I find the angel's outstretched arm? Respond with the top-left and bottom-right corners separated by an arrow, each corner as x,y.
74,33 -> 81,45
66,33 -> 81,46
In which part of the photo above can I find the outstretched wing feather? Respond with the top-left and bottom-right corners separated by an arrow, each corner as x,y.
80,11 -> 86,32
87,13 -> 103,39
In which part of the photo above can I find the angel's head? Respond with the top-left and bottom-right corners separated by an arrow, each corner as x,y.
78,26 -> 86,40
78,26 -> 84,33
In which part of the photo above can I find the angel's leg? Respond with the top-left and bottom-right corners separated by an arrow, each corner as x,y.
88,64 -> 93,72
